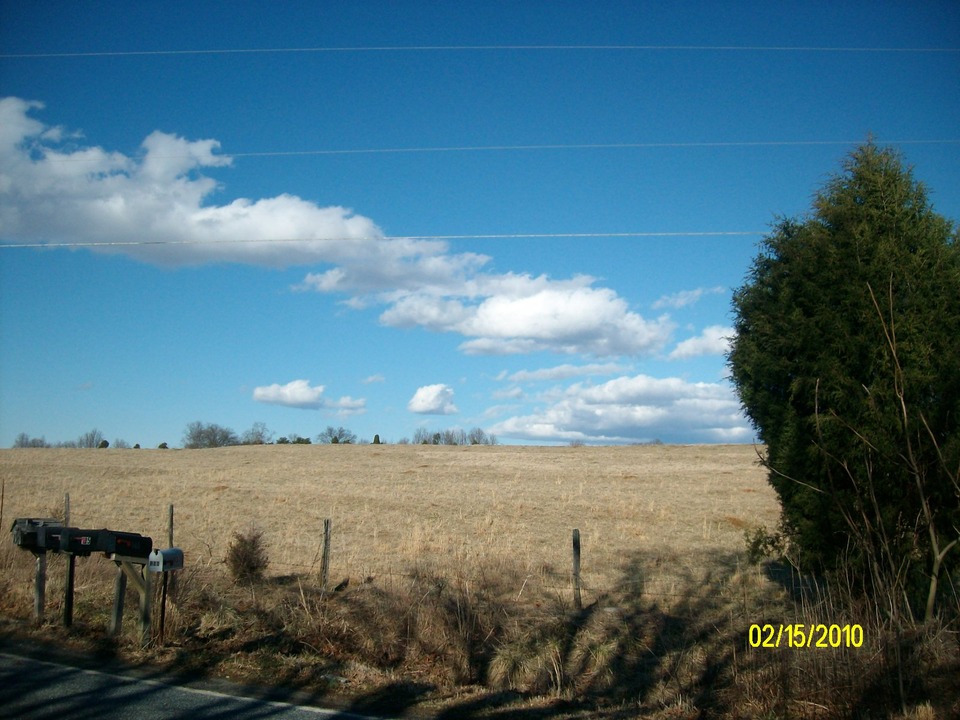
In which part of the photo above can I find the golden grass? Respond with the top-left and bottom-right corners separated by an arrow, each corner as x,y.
0,444 -> 778,604
5,445 -> 954,717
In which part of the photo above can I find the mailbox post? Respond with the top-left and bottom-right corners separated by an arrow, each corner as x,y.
11,518 -> 154,642
12,519 -> 61,621
107,539 -> 155,647
149,548 -> 184,646
10,518 -> 63,624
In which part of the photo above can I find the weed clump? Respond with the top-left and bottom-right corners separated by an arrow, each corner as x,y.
226,528 -> 269,585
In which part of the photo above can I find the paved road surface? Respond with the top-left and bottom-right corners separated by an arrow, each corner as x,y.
1,652 -> 383,720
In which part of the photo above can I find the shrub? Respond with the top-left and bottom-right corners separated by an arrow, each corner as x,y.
226,528 -> 269,585
744,526 -> 787,565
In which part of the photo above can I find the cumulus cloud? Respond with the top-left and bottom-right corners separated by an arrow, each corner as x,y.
253,379 -> 366,414
653,286 -> 726,310
253,380 -> 326,409
492,386 -> 525,400
488,373 -> 752,444
408,384 -> 458,415
300,247 -> 490,297
379,274 -> 673,358
668,325 -> 733,360
507,362 -> 630,383
0,97 -> 459,273
2,98 -> 672,360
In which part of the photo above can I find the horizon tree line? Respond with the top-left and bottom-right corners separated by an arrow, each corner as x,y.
11,422 -> 499,449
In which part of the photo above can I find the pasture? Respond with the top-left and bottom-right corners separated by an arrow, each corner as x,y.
1,444 -> 777,600
2,445 -> 950,718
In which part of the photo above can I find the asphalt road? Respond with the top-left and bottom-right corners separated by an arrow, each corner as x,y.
0,652 -> 383,720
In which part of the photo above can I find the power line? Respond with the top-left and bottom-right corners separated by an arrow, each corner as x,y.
229,138 -> 960,158
0,231 -> 766,251
3,44 -> 959,59
30,138 -> 960,163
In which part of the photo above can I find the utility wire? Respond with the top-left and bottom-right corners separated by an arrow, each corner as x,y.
0,231 -> 766,251
228,138 -> 960,157
3,44 -> 959,59
29,138 -> 960,162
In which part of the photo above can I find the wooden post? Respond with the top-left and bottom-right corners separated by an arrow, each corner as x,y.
321,519 -> 332,591
166,504 -> 177,603
62,495 -> 75,627
109,564 -> 127,636
572,528 -> 582,611
120,561 -> 152,647
139,565 -> 152,647
33,553 -> 47,624
63,553 -> 76,627
158,572 -> 169,646
58,526 -> 74,627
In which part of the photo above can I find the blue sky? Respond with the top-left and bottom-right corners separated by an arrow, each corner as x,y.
1,1 -> 958,447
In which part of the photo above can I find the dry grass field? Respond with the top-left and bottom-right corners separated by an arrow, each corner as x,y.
1,444 -> 778,597
2,445 -> 955,718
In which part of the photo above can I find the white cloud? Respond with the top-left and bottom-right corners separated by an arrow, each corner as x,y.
0,97 -> 445,271
488,373 -> 752,444
253,380 -> 326,409
380,277 -> 673,358
508,362 -> 630,383
299,244 -> 490,295
492,386 -> 524,400
379,295 -> 473,331
408,384 -> 458,415
668,325 -> 733,360
252,379 -> 366,414
329,396 -> 367,416
362,374 -> 386,384
1,99 -> 672,361
653,286 -> 726,310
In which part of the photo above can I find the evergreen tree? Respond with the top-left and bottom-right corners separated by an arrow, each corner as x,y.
729,144 -> 960,617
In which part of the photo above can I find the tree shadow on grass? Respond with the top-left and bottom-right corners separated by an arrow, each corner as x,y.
428,549 -> 752,719
1,550 -> 761,719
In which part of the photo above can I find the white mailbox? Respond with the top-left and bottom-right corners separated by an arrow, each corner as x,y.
148,548 -> 184,573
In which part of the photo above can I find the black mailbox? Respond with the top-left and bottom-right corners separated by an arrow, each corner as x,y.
10,518 -> 64,552
11,519 -> 152,560
106,531 -> 153,560
60,528 -> 105,557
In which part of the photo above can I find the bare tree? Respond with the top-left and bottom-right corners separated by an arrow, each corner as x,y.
77,428 -> 105,449
13,433 -> 48,448
316,426 -> 356,444
241,422 -> 274,445
183,421 -> 239,449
